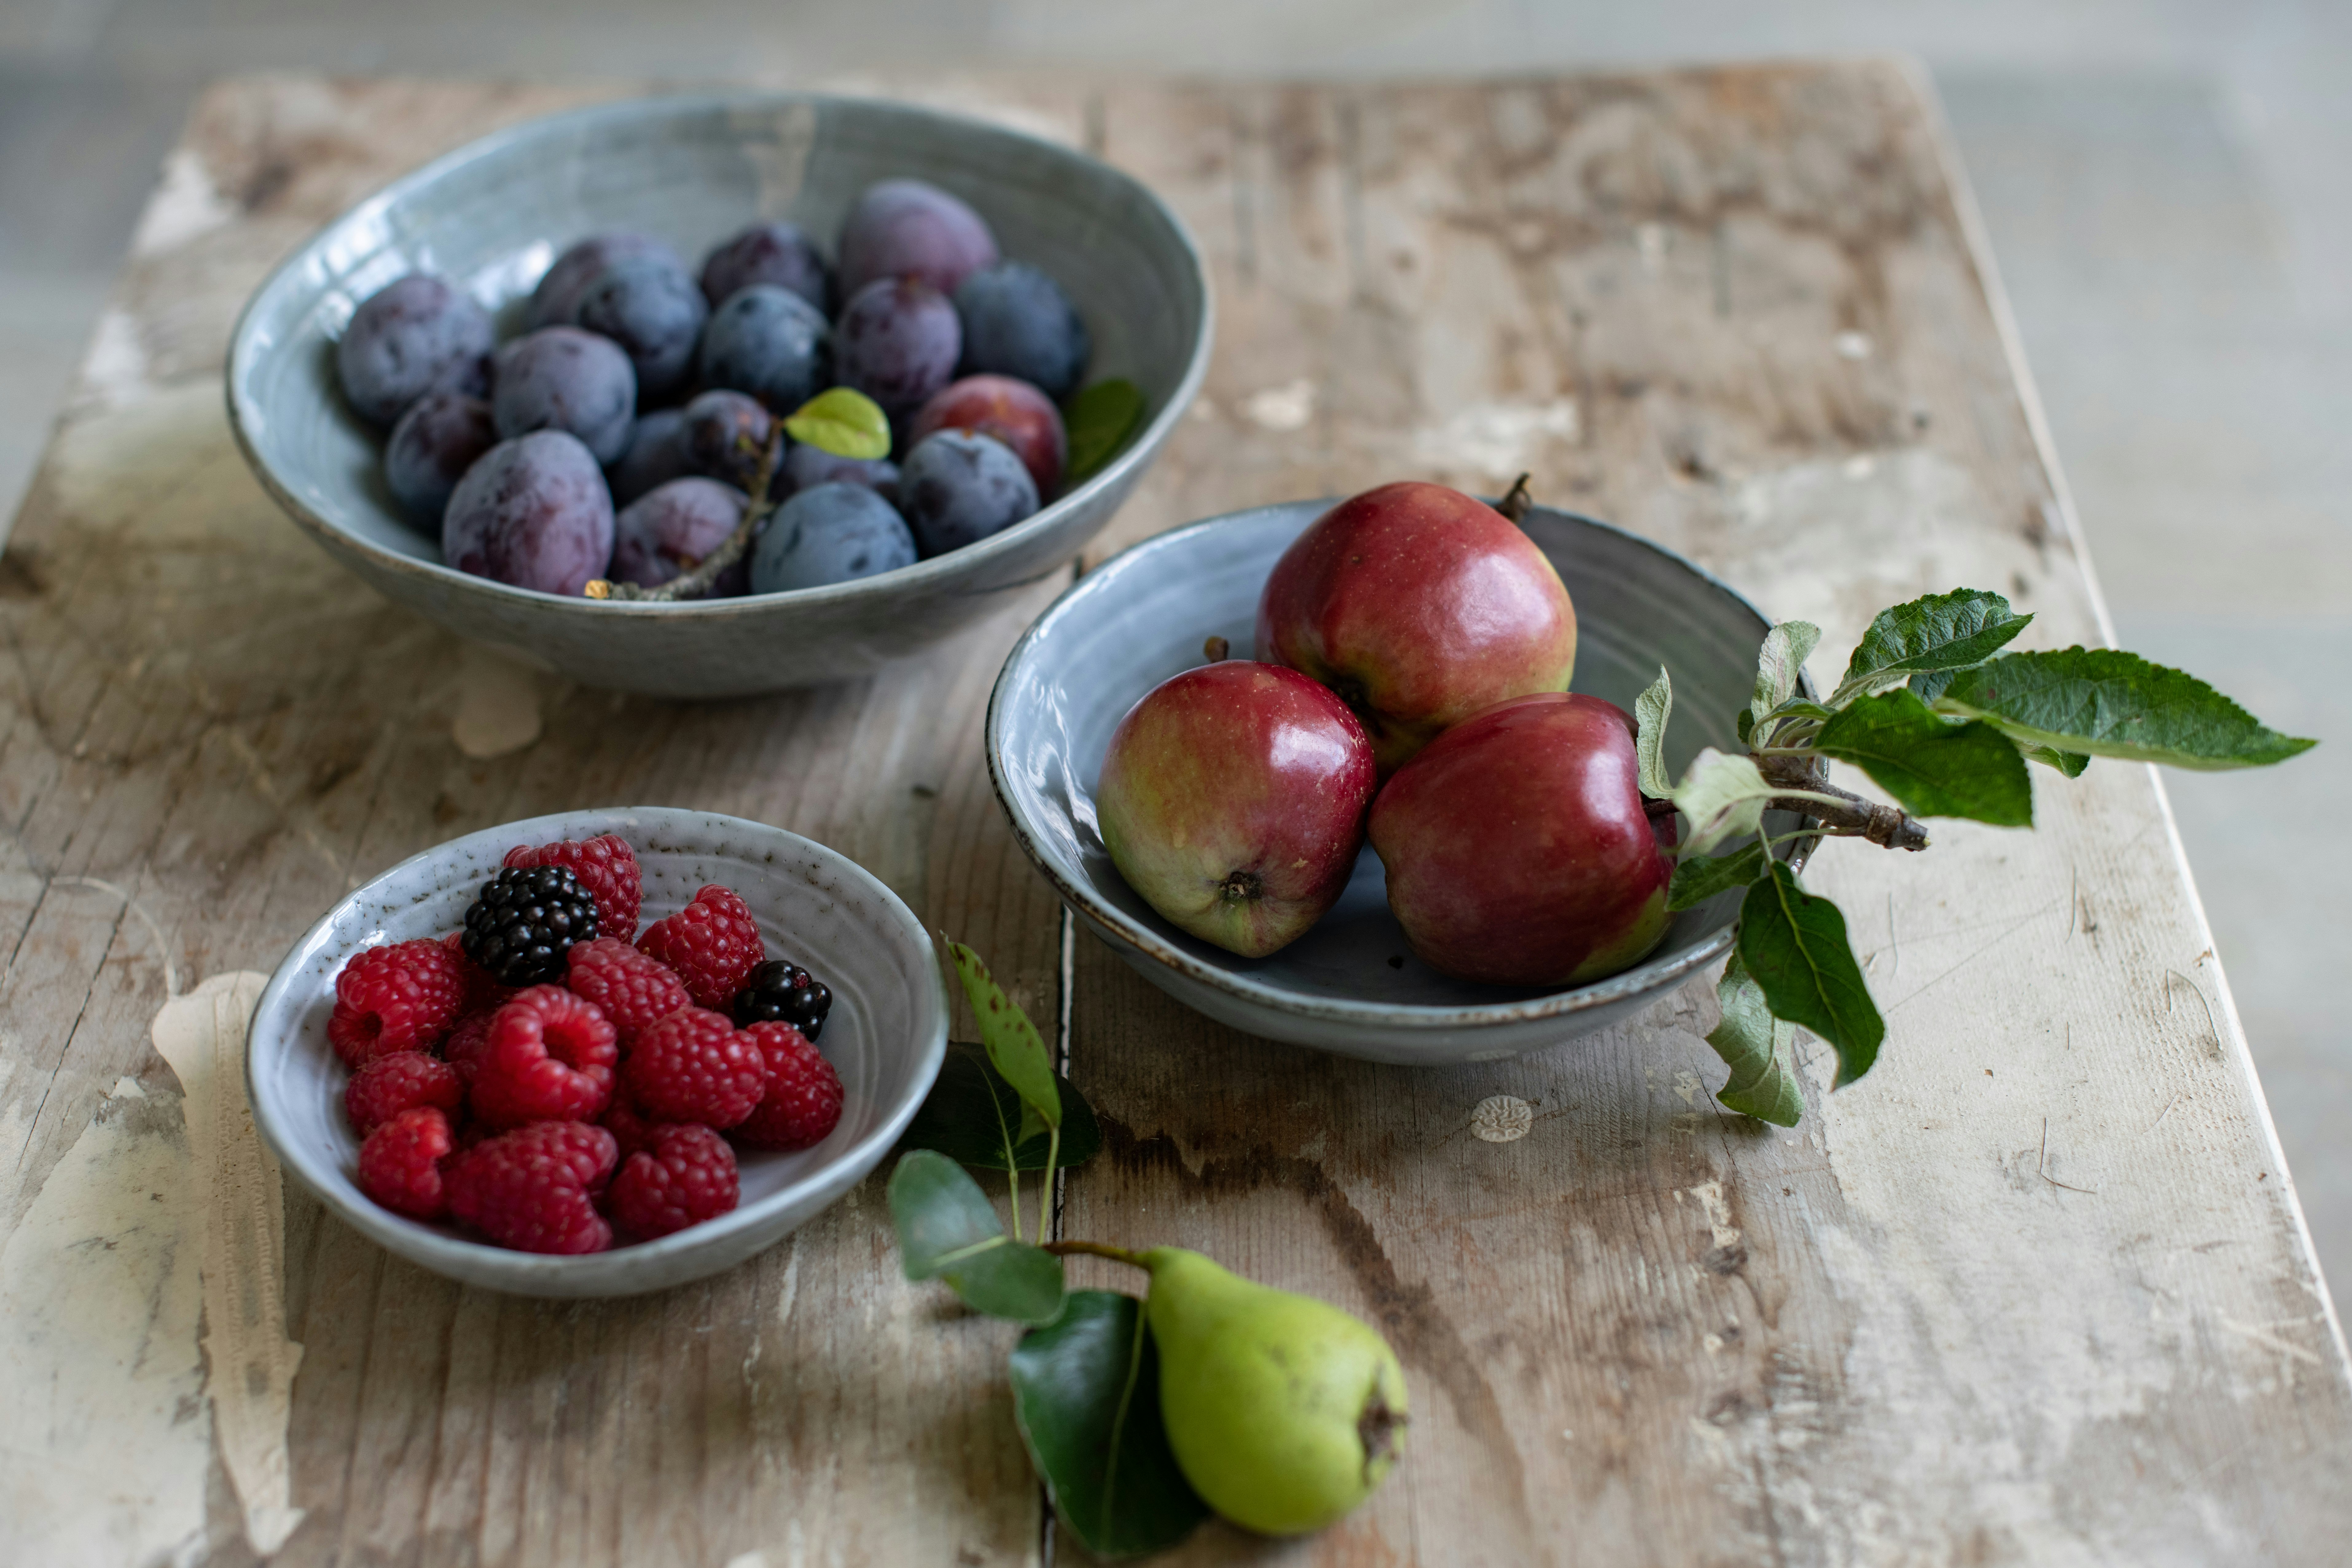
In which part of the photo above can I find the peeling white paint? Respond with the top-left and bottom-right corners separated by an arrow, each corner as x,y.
1240,378 -> 1317,432
1471,1095 -> 1532,1143
132,147 -> 234,258
452,644 -> 544,758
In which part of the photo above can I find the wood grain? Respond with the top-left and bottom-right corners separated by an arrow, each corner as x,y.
0,63 -> 2345,1568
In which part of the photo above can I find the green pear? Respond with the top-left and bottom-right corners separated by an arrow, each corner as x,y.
1141,1246 -> 1408,1536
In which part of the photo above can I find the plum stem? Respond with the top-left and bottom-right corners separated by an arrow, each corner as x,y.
584,424 -> 786,602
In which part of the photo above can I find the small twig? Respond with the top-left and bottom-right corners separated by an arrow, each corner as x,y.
1755,753 -> 1930,850
585,425 -> 786,602
1495,472 -> 1533,523
2038,1116 -> 2098,1194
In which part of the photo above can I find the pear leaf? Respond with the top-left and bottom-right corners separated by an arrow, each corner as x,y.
1738,866 -> 1884,1087
1666,842 -> 1769,912
1933,648 -> 2316,770
1009,1291 -> 1211,1558
1832,588 -> 2032,704
1671,748 -> 1775,857
902,1042 -> 1103,1172
946,942 -> 1061,1130
1707,953 -> 1803,1127
782,386 -> 891,459
2023,744 -> 2090,777
887,1150 -> 1067,1324
1751,621 -> 1822,721
1634,666 -> 1673,799
1064,379 -> 1147,486
1812,688 -> 2033,825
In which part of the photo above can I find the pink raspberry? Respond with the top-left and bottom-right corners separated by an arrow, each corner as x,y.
608,1123 -> 739,1240
732,1022 -> 845,1151
345,1050 -> 464,1134
328,938 -> 465,1066
636,884 -> 764,1009
441,1009 -> 499,1085
506,835 -> 642,940
358,1106 -> 458,1219
446,1121 -> 617,1253
598,1097 -> 661,1162
565,936 -> 690,1044
468,986 -> 618,1129
624,1008 -> 767,1128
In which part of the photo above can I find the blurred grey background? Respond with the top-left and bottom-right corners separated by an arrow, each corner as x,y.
0,0 -> 2344,1273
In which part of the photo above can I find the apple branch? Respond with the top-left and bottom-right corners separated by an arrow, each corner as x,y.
1757,753 -> 1929,850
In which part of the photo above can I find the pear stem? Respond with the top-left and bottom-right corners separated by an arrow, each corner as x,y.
1043,1240 -> 1149,1269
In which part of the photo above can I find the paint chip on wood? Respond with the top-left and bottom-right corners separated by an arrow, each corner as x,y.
1240,378 -> 1317,432
1471,1095 -> 1533,1142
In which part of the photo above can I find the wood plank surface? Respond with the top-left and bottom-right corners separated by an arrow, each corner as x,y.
0,63 -> 2344,1568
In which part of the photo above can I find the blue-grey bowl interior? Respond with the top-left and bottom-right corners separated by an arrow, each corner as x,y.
987,501 -> 1812,1066
227,92 -> 1212,698
245,807 -> 949,1298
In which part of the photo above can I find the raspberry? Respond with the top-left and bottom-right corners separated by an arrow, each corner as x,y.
624,1008 -> 767,1128
730,959 -> 833,1041
468,986 -> 618,1129
442,932 -> 515,1015
346,1050 -> 464,1134
446,1121 -> 616,1253
598,1097 -> 662,1161
328,938 -> 465,1067
357,1107 -> 457,1219
442,1009 -> 498,1085
636,884 -> 764,1009
506,835 -> 643,940
733,1022 -> 845,1151
461,864 -> 600,987
565,936 -> 689,1045
608,1123 -> 739,1240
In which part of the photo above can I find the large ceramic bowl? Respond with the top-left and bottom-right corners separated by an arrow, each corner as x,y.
988,501 -> 1812,1067
227,93 -> 1211,698
246,807 -> 948,1297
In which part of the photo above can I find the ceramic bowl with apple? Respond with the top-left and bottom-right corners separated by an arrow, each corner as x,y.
987,483 -> 1813,1066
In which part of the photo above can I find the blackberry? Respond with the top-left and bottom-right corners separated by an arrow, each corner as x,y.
730,959 -> 832,1039
460,864 -> 600,987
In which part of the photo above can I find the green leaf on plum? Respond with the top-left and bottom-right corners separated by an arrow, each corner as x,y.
1812,689 -> 2033,825
947,941 -> 1063,1130
1831,589 -> 2031,705
2022,745 -> 2091,777
1634,666 -> 1673,799
1666,843 -> 1769,911
1750,621 -> 1822,727
1064,378 -> 1147,485
903,1042 -> 1103,1172
888,1149 -> 1068,1324
1706,953 -> 1803,1127
1008,1290 -> 1210,1558
1671,748 -> 1776,857
1738,865 -> 1884,1087
782,386 -> 891,459
1933,648 -> 2316,771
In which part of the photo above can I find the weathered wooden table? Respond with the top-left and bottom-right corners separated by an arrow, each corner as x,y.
5,62 -> 2349,1567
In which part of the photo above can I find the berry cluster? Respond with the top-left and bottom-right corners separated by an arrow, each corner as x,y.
334,833 -> 843,1253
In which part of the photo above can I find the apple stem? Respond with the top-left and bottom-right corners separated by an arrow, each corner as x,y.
1044,1240 -> 1149,1270
1203,635 -> 1231,663
1756,752 -> 1930,850
1495,472 -> 1534,524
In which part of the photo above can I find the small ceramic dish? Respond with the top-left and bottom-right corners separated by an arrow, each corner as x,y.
226,92 -> 1212,697
245,807 -> 947,1297
987,500 -> 1812,1067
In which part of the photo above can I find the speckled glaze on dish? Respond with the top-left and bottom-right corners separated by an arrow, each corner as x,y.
245,807 -> 948,1297
987,500 -> 1816,1066
226,93 -> 1211,698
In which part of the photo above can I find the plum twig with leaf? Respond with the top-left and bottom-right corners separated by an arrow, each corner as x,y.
1633,584 -> 2315,1126
889,944 -> 1409,1557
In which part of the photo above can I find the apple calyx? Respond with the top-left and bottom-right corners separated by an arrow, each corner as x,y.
1217,869 -> 1265,903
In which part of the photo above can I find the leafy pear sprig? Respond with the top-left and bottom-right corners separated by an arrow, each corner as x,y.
890,944 -> 1407,1557
1637,588 -> 2315,1126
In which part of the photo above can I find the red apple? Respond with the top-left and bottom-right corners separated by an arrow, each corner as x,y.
1097,661 -> 1377,958
1368,692 -> 1672,987
1256,481 -> 1577,774
908,374 -> 1066,496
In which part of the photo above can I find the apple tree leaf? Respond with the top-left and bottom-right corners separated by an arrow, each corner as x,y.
1666,842 -> 1769,912
1634,665 -> 1673,799
1671,748 -> 1775,856
888,1150 -> 1067,1324
1738,865 -> 1884,1087
1065,379 -> 1147,486
2023,745 -> 2090,777
902,1042 -> 1103,1172
1812,689 -> 2034,825
1009,1290 -> 1210,1559
1751,621 -> 1822,721
782,386 -> 891,459
1832,588 -> 2032,704
1933,648 -> 2316,771
1707,953 -> 1803,1127
947,942 -> 1061,1130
